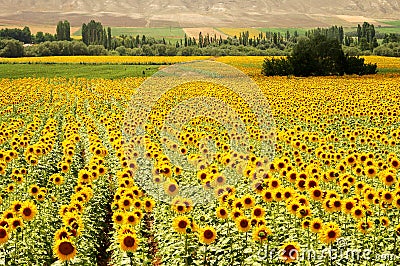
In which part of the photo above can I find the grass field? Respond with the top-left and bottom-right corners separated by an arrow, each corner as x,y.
0,63 -> 159,79
258,27 -> 309,35
0,56 -> 399,79
73,27 -> 185,43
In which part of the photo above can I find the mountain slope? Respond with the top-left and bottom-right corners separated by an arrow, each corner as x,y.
0,0 -> 399,27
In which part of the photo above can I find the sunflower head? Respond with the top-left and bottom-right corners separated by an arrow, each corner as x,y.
172,216 -> 190,234
280,242 -> 300,263
199,226 -> 217,245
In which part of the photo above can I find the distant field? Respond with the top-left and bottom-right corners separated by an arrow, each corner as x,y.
73,27 -> 185,42
0,24 -> 80,34
0,56 -> 211,64
217,28 -> 262,37
0,63 -> 159,79
258,27 -> 309,35
378,20 -> 400,27
183,27 -> 228,39
375,20 -> 400,34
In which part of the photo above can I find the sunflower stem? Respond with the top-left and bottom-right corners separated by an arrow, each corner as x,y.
227,220 -> 233,264
203,244 -> 207,266
185,233 -> 188,266
14,231 -> 17,265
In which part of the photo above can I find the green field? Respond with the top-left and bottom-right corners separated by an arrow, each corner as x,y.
0,63 -> 159,79
258,27 -> 309,35
0,58 -> 398,79
73,27 -> 185,43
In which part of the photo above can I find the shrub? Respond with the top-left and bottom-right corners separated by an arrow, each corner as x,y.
262,34 -> 377,77
0,39 -> 24,57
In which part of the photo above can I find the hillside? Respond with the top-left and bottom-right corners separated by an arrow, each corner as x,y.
0,0 -> 399,28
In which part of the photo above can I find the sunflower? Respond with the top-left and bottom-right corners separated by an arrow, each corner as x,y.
269,178 -> 281,190
112,211 -> 125,225
302,218 -> 311,229
393,196 -> 400,209
118,223 -> 136,236
296,206 -> 312,219
262,189 -> 274,202
273,189 -> 284,202
382,191 -> 393,203
10,217 -> 24,231
322,199 -> 334,213
342,199 -> 356,214
252,225 -> 272,243
60,162 -> 70,173
251,206 -> 265,219
331,199 -> 342,212
133,199 -> 142,210
119,197 -> 132,210
235,216 -> 251,232
310,188 -> 324,201
54,227 -> 70,242
357,220 -> 373,234
280,242 -> 300,263
230,208 -> 243,220
20,201 -> 37,221
380,171 -> 396,187
125,212 -> 140,226
365,166 -> 377,178
140,198 -> 154,213
172,202 -> 187,214
287,201 -> 300,215
283,187 -> 295,201
380,216 -> 390,228
306,178 -> 318,189
310,218 -> 323,233
164,181 -> 179,196
198,226 -> 217,245
216,206 -> 229,220
182,198 -> 193,213
119,233 -> 139,252
287,170 -> 297,183
364,190 -> 376,203
352,206 -> 365,219
36,191 -> 46,202
6,183 -> 15,193
78,169 -> 91,184
214,175 -> 226,186
0,226 -> 9,245
242,194 -> 255,209
52,174 -> 64,186
396,224 -> 400,237
319,222 -> 341,244
172,216 -> 190,234
296,195 -> 310,206
11,200 -> 23,214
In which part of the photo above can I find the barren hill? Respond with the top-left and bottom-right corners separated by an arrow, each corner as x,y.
0,0 -> 399,28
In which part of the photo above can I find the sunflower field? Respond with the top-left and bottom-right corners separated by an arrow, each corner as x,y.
0,57 -> 400,266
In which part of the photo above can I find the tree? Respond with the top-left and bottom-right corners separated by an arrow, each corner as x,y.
0,27 -> 32,43
107,27 -> 112,50
56,20 -> 71,41
35,32 -> 45,43
262,33 -> 376,77
0,39 -> 24,57
81,20 -> 104,45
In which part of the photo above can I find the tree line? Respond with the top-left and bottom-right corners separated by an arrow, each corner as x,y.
1,20 -> 400,58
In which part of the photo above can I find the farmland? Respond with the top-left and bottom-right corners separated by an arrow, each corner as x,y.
0,54 -> 400,266
73,27 -> 186,43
